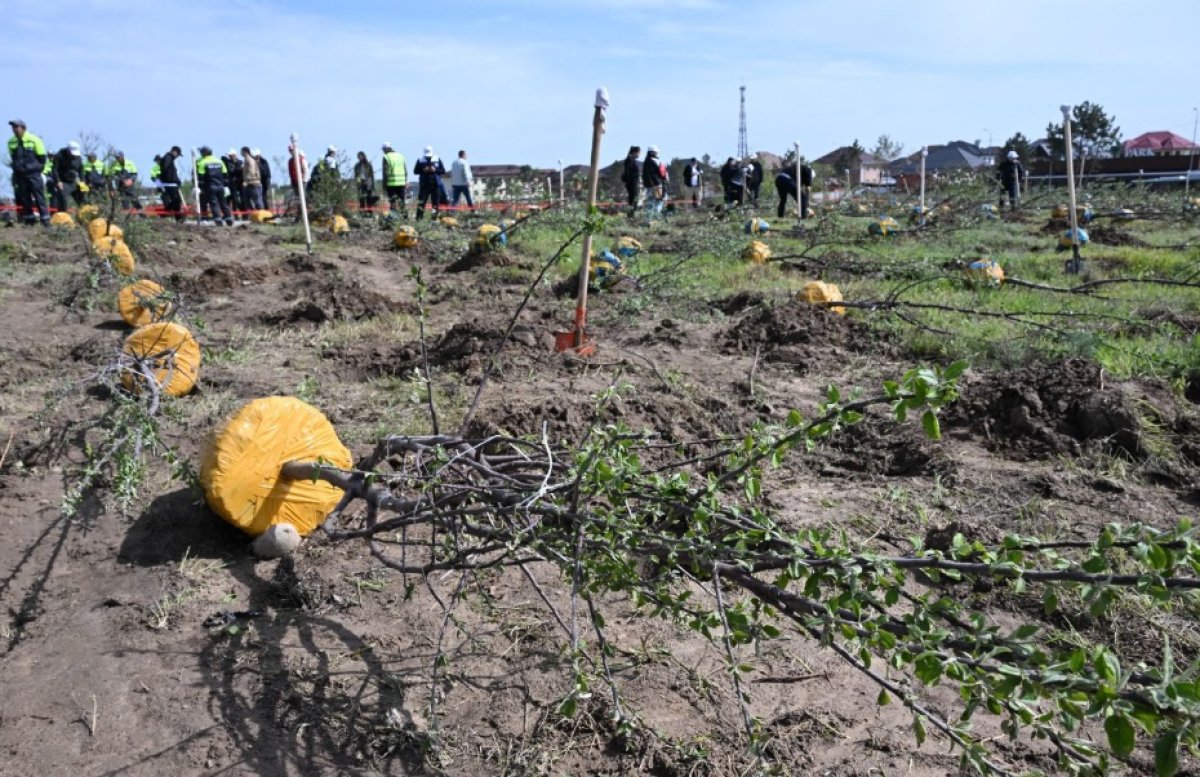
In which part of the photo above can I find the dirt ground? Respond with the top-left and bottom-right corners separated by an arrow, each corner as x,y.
0,217 -> 1197,776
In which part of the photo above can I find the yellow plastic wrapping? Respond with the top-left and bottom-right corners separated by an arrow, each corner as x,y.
1051,204 -> 1069,219
118,280 -> 172,327
438,216 -> 459,228
741,240 -> 771,264
200,396 -> 353,537
965,259 -> 1005,287
331,215 -> 349,234
94,237 -> 136,276
50,212 -> 76,228
868,217 -> 899,236
79,204 -> 100,221
394,225 -> 419,249
87,218 -> 124,243
249,209 -> 275,223
121,322 -> 200,396
798,281 -> 845,315
478,224 -> 502,240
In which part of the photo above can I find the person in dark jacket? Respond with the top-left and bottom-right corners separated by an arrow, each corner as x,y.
8,119 -> 51,225
720,157 -> 743,205
747,159 -> 764,205
354,151 -> 375,209
412,146 -> 446,220
51,140 -> 84,212
775,159 -> 814,219
997,150 -> 1025,211
224,149 -> 244,213
620,145 -> 641,219
641,145 -> 668,221
254,149 -> 272,209
196,145 -> 233,225
158,146 -> 185,221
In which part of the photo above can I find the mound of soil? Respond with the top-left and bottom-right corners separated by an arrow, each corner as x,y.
944,359 -> 1164,459
328,321 -> 544,378
171,263 -> 275,297
721,300 -> 876,367
260,275 -> 396,325
445,250 -> 516,273
815,416 -> 955,479
711,291 -> 765,315
1087,225 -> 1148,247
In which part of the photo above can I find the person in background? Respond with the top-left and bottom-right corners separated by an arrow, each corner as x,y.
620,145 -> 641,219
196,145 -> 232,225
412,146 -> 445,220
450,149 -> 473,208
775,157 -> 814,219
719,157 -> 741,205
308,145 -> 339,194
641,145 -> 668,222
9,119 -> 52,225
682,157 -> 702,206
224,148 -> 244,213
381,142 -> 407,216
242,146 -> 264,211
747,158 -> 764,205
997,150 -> 1025,212
158,145 -> 185,222
82,151 -> 106,202
287,144 -> 308,195
51,140 -> 84,212
107,150 -> 142,211
150,154 -> 165,208
254,149 -> 272,209
353,151 -> 374,209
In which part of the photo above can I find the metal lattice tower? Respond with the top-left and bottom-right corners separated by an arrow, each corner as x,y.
737,85 -> 749,159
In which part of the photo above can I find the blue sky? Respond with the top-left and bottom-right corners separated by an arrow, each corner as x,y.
3,0 -> 1197,189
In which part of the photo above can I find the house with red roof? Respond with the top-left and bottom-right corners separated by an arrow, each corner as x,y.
1124,131 -> 1198,158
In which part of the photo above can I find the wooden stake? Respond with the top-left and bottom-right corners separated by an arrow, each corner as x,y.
290,133 -> 314,255
1061,106 -> 1082,273
569,88 -> 608,351
919,147 -> 928,213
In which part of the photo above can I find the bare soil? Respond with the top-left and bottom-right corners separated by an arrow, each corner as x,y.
0,217 -> 1197,776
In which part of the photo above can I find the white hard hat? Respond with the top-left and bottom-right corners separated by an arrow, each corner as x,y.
648,145 -> 659,154
251,148 -> 261,156
327,145 -> 337,153
68,141 -> 81,156
228,148 -> 237,156
1007,150 -> 1018,159
382,141 -> 392,150
424,145 -> 433,155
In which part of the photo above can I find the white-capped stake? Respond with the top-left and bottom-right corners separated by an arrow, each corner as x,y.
919,146 -> 928,214
290,132 -> 314,255
1060,105 -> 1082,273
794,141 -> 802,219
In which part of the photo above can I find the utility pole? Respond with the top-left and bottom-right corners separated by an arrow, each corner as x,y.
737,85 -> 749,160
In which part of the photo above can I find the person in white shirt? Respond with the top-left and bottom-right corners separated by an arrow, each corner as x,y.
450,150 -> 474,208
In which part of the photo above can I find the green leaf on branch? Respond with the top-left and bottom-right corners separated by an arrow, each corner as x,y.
921,410 -> 941,440
1104,714 -> 1135,758
1155,729 -> 1179,777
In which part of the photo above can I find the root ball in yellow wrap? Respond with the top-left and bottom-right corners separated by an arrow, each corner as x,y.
121,322 -> 200,396
118,280 -> 172,327
200,397 -> 353,537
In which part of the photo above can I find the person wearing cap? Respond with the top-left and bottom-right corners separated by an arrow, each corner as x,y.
50,141 -> 85,212
997,149 -> 1026,212
450,150 -> 474,208
158,146 -> 185,222
106,151 -> 142,212
196,145 -> 233,225
620,146 -> 641,219
307,146 -> 340,196
82,151 -> 106,202
253,149 -> 272,209
682,157 -> 702,207
641,145 -> 668,222
241,146 -> 264,211
7,119 -> 51,225
223,149 -> 244,213
412,146 -> 445,220
381,143 -> 408,216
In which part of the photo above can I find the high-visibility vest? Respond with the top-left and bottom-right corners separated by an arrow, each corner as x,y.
383,151 -> 407,186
